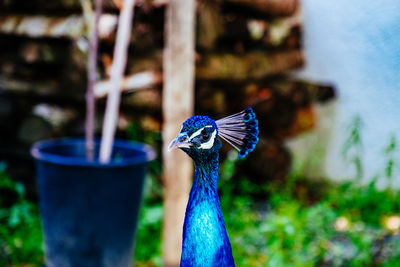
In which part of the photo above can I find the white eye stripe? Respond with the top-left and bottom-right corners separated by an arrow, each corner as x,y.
188,128 -> 203,141
199,129 -> 217,149
188,125 -> 213,141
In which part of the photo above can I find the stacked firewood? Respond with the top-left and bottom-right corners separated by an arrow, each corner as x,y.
194,0 -> 335,183
0,0 -> 335,185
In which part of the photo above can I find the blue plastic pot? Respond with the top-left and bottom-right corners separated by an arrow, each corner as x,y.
31,138 -> 155,267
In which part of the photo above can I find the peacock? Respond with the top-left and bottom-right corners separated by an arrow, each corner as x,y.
168,107 -> 259,266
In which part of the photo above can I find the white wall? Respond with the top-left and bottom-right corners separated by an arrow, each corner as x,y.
290,0 -> 400,186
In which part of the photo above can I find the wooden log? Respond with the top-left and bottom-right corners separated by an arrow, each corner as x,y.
275,104 -> 315,138
126,51 -> 163,75
196,84 -> 228,115
236,138 -> 291,184
248,16 -> 301,48
121,87 -> 161,109
292,80 -> 336,103
0,0 -> 168,13
0,77 -> 334,114
0,14 -> 117,39
126,50 -> 304,81
129,21 -> 165,51
260,78 -> 336,103
162,0 -> 195,265
197,7 -> 301,50
224,0 -> 299,17
0,45 -> 68,83
0,76 -> 162,116
0,78 -> 62,95
0,35 -> 73,81
0,4 -> 299,47
245,81 -> 333,139
18,41 -> 66,64
108,78 -> 334,113
218,15 -> 302,51
196,50 -> 304,80
195,77 -> 335,140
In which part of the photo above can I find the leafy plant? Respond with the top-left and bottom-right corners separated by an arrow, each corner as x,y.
134,199 -> 163,266
383,136 -> 399,184
129,122 -> 164,265
0,162 -> 44,266
342,115 -> 364,180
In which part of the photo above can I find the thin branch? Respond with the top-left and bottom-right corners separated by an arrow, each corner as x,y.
99,0 -> 136,163
84,0 -> 103,160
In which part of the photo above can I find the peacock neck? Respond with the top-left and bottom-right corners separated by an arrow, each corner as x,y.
192,152 -> 219,191
181,151 -> 235,266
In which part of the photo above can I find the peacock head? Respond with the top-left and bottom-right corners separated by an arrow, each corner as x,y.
168,107 -> 259,162
168,116 -> 221,162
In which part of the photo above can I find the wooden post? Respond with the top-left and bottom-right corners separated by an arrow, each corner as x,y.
162,0 -> 195,265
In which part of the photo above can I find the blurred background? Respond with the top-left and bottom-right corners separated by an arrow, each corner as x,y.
0,0 -> 400,266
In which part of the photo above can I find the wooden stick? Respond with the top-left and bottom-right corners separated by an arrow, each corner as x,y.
162,0 -> 195,265
94,71 -> 162,98
84,0 -> 103,160
99,0 -> 136,163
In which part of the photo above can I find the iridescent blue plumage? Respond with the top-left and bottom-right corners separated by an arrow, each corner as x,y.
168,108 -> 259,267
181,151 -> 234,266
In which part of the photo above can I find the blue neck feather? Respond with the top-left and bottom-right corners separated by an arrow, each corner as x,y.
180,151 -> 235,267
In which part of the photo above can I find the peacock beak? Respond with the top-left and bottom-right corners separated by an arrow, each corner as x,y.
168,133 -> 191,151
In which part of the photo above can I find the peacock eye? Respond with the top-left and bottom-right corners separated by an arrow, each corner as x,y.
201,131 -> 210,141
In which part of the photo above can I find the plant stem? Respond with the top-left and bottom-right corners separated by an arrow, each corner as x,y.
99,0 -> 136,163
85,0 -> 103,161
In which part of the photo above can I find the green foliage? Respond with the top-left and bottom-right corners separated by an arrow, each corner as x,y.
134,182 -> 163,266
0,162 -> 44,266
2,117 -> 400,266
383,135 -> 399,182
220,165 -> 400,266
127,122 -> 162,149
130,121 -> 164,266
342,115 -> 364,180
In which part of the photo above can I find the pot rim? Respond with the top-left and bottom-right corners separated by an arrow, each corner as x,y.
31,137 -> 156,167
